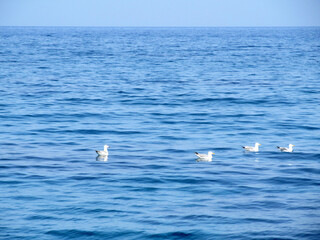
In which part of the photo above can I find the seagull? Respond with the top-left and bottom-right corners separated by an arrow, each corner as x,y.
277,144 -> 294,152
195,151 -> 215,162
242,143 -> 261,152
96,145 -> 110,156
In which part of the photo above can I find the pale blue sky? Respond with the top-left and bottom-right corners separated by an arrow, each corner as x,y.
0,0 -> 319,27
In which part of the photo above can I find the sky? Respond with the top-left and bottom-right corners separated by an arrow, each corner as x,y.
0,0 -> 320,27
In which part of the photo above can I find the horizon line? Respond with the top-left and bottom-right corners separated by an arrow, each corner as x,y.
1,25 -> 320,28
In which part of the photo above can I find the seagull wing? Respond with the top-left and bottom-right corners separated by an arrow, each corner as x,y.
277,146 -> 288,152
243,146 -> 254,151
195,152 -> 206,158
96,150 -> 107,156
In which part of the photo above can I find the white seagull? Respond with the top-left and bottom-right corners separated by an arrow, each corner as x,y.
277,144 -> 294,152
242,143 -> 261,152
96,145 -> 110,156
195,151 -> 215,162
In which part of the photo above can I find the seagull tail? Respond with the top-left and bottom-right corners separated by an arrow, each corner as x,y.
242,146 -> 245,149
276,146 -> 280,149
195,152 -> 198,154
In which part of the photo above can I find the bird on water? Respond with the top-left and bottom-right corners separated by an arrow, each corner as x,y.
195,151 -> 215,162
96,145 -> 110,156
277,144 -> 294,152
242,143 -> 261,152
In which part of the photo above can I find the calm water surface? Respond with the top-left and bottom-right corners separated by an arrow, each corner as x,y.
0,27 -> 320,239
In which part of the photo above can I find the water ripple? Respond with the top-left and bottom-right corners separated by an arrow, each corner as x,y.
1,26 -> 320,240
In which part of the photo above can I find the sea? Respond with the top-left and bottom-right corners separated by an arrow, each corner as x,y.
0,27 -> 320,239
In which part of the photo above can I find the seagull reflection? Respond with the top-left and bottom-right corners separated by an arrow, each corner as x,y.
96,156 -> 108,161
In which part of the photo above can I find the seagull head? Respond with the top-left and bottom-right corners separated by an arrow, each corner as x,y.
208,151 -> 215,156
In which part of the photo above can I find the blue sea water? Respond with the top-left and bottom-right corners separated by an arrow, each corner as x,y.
0,27 -> 320,239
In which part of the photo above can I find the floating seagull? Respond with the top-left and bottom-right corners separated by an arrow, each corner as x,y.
277,144 -> 294,152
96,145 -> 110,157
195,151 -> 215,162
242,143 -> 261,152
